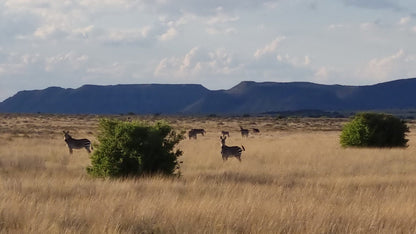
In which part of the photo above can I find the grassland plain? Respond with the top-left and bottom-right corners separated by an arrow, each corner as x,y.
1,114 -> 416,233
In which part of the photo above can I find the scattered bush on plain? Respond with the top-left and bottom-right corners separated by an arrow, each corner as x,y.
340,112 -> 409,148
87,118 -> 184,178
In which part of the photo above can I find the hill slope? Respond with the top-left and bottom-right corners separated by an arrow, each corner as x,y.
1,78 -> 416,114
0,84 -> 209,114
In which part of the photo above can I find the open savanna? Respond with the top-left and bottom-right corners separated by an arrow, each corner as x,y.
1,114 -> 416,233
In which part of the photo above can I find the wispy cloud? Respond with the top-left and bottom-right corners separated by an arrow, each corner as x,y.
154,47 -> 242,80
328,24 -> 348,30
45,52 -> 88,72
358,50 -> 416,81
277,54 -> 311,67
206,7 -> 239,25
398,16 -> 411,25
254,36 -> 286,59
158,27 -> 178,41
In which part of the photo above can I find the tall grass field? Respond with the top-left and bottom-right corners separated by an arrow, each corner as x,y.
1,114 -> 416,233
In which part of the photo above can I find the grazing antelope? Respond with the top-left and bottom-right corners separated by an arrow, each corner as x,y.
188,128 -> 206,139
240,126 -> 249,137
221,130 -> 230,137
220,136 -> 245,162
252,128 -> 260,133
63,131 -> 92,154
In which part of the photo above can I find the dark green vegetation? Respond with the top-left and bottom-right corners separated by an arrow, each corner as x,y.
340,113 -> 409,148
87,119 -> 184,178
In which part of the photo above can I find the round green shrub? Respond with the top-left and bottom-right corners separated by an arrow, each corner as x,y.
340,113 -> 409,148
87,118 -> 184,178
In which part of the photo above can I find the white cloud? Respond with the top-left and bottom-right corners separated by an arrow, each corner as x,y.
21,54 -> 42,65
158,27 -> 178,41
78,0 -> 140,9
4,1 -> 88,41
304,56 -> 311,66
45,52 -> 89,72
366,49 -> 404,77
29,24 -> 99,41
154,47 -> 204,78
208,48 -> 242,75
254,36 -> 286,59
154,47 -> 242,79
314,67 -> 329,79
4,0 -> 150,43
33,25 -> 66,39
164,13 -> 197,27
0,52 -> 41,76
358,50 -> 416,81
277,54 -> 311,67
206,7 -> 239,25
202,7 -> 239,35
180,47 -> 200,73
87,62 -> 126,77
328,24 -> 347,30
72,25 -> 95,38
0,62 -> 23,76
104,27 -> 152,44
398,16 -> 411,25
206,27 -> 237,35
263,1 -> 280,9
360,21 -> 379,31
139,0 -> 275,15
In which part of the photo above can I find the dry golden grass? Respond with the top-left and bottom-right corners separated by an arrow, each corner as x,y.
1,114 -> 416,233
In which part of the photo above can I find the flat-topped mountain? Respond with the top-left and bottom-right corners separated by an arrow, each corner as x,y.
0,84 -> 209,114
1,78 -> 416,114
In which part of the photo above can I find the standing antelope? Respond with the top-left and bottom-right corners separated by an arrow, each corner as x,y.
188,128 -> 206,139
221,130 -> 230,137
240,126 -> 249,137
220,136 -> 245,162
63,131 -> 92,154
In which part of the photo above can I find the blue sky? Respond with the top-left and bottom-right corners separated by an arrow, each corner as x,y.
1,0 -> 416,101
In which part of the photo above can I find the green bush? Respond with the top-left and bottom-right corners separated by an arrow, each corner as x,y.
340,112 -> 409,148
87,119 -> 184,178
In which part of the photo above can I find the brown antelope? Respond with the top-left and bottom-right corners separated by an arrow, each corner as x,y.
221,130 -> 230,137
240,126 -> 249,137
63,131 -> 92,154
220,136 -> 245,162
188,128 -> 206,139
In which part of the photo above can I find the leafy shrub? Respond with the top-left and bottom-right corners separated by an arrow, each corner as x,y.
87,119 -> 184,178
340,112 -> 409,147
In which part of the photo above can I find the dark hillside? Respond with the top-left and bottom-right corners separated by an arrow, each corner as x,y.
0,84 -> 209,114
1,78 -> 416,114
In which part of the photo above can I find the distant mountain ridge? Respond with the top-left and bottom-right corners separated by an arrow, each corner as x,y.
1,78 -> 416,114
